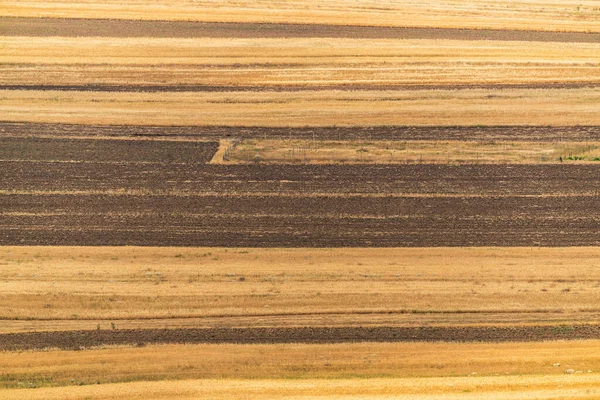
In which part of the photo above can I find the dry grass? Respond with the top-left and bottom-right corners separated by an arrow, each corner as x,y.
227,139 -> 600,164
2,341 -> 600,390
3,247 -> 600,331
2,0 -> 600,32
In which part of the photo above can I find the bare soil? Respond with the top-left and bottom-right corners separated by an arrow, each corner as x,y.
0,136 -> 218,164
1,325 -> 599,351
4,135 -> 600,247
5,154 -> 600,245
4,122 -> 600,141
4,18 -> 600,42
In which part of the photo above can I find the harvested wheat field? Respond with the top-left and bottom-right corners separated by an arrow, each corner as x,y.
2,0 -> 600,398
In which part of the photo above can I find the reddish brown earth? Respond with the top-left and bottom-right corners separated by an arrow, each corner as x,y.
0,325 -> 598,351
3,18 -> 600,42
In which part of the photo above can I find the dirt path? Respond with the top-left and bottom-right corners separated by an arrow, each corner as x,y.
209,139 -> 234,164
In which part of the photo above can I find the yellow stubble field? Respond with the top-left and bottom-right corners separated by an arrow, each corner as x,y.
2,37 -> 600,86
226,139 -> 600,164
1,37 -> 599,126
2,0 -> 600,32
3,247 -> 600,331
3,341 -> 600,394
2,88 -> 600,126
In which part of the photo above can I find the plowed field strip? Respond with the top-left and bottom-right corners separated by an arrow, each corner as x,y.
0,137 -> 218,163
5,193 -> 600,246
4,122 -> 600,141
3,83 -> 599,92
4,162 -> 600,246
4,18 -> 600,42
5,162 -> 600,195
2,325 -> 600,350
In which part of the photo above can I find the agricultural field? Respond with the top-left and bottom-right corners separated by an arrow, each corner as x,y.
3,247 -> 600,398
3,1 -> 600,32
2,1 -> 600,399
226,138 -> 600,164
6,139 -> 600,246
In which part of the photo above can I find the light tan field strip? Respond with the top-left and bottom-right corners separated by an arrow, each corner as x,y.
228,139 -> 600,164
4,17 -> 600,42
2,377 -> 600,400
3,341 -> 600,381
2,247 -> 600,327
2,0 -> 600,32
2,37 -> 599,87
2,88 -> 599,126
5,83 -> 600,93
11,340 -> 600,381
2,36 -> 598,126
4,376 -> 600,399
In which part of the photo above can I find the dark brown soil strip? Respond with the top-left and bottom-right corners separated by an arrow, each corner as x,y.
3,18 -> 600,42
4,122 -> 600,141
0,136 -> 218,164
2,83 -> 599,93
5,161 -> 600,247
6,163 -> 600,195
5,139 -> 600,247
6,190 -> 600,246
0,325 -> 597,351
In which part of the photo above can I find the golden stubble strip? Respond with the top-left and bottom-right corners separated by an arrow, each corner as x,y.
225,139 -> 600,165
2,247 -> 600,324
1,341 -> 600,396
0,88 -> 600,127
3,37 -> 599,64
1,341 -> 600,390
2,37 -> 599,88
1,87 -> 599,126
1,0 -> 600,32
1,37 -> 598,126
